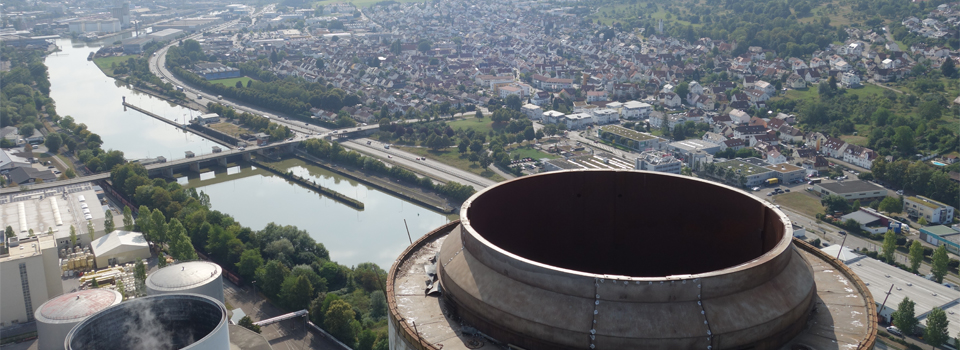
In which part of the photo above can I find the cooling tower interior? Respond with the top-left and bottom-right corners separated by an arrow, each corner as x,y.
65,293 -> 229,350
439,170 -> 816,349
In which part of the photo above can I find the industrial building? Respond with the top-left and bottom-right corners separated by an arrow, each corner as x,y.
621,100 -> 652,119
152,18 -> 220,32
122,37 -> 153,54
146,261 -> 225,302
195,62 -> 242,80
0,235 -> 64,327
635,150 -> 682,174
0,182 -> 107,245
387,170 -> 877,350
90,230 -> 150,269
904,196 -> 955,225
149,28 -> 184,42
521,104 -> 542,120
812,180 -> 887,203
839,248 -> 959,347
34,289 -> 123,350
667,139 -> 719,167
68,18 -> 121,33
542,155 -> 633,172
596,125 -> 666,152
918,225 -> 960,254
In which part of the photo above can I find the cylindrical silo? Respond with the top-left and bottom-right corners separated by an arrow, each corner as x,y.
65,293 -> 230,350
34,289 -> 123,350
146,261 -> 224,302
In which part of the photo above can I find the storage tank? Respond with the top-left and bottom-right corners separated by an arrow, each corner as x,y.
146,261 -> 224,302
65,293 -> 230,350
34,289 -> 123,350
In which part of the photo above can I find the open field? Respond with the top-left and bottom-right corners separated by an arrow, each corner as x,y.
209,76 -> 255,88
92,55 -> 137,76
208,122 -> 251,138
396,146 -> 506,182
447,118 -> 495,134
772,192 -> 825,218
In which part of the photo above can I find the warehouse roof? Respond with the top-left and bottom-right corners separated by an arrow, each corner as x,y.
817,180 -> 884,194
90,230 -> 148,258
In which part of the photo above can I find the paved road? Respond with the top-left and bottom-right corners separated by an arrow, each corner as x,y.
147,24 -> 495,190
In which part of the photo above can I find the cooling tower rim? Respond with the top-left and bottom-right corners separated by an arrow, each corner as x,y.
35,289 -> 123,323
458,169 -> 795,280
64,293 -> 228,350
146,261 -> 222,291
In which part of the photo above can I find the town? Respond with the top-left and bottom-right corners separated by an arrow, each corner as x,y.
1,0 -> 959,349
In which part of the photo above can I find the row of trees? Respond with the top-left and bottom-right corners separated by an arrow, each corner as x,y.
300,138 -> 476,202
205,103 -> 292,141
871,158 -> 960,209
110,162 -> 392,349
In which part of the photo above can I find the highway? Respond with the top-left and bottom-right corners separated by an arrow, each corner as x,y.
146,19 -> 494,190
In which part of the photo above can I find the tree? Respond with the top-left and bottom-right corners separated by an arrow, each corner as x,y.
918,216 -> 929,226
417,40 -> 431,53
256,260 -> 289,297
315,58 -> 325,70
892,297 -> 917,335
505,95 -> 522,111
4,226 -> 13,238
908,240 -> 924,273
104,210 -> 115,234
116,279 -> 126,300
280,275 -> 314,310
323,299 -> 357,344
821,195 -> 850,214
369,290 -> 387,318
878,197 -> 902,213
357,330 -> 377,350
931,245 -> 949,283
892,126 -> 916,153
44,133 -> 62,153
882,230 -> 897,263
475,110 -> 483,119
851,199 -> 861,210
151,209 -> 168,244
69,225 -> 77,247
87,220 -> 96,242
122,206 -> 133,231
167,219 -> 198,261
675,82 -> 690,100
134,260 -> 146,296
91,277 -> 99,288
136,205 -> 152,240
941,57 -> 957,79
238,316 -> 262,333
235,81 -> 243,89
924,307 -> 950,348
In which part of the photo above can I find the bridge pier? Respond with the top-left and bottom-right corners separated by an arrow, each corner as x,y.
217,157 -> 228,167
242,152 -> 252,162
162,168 -> 174,178
189,162 -> 200,173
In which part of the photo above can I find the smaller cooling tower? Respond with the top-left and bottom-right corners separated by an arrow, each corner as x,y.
65,293 -> 229,350
146,261 -> 224,302
35,289 -> 123,350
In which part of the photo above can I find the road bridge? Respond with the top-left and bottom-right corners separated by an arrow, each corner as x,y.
144,140 -> 299,178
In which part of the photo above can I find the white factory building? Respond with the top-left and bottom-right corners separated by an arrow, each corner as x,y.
0,182 -> 108,246
90,230 -> 150,269
828,247 -> 959,346
68,18 -> 121,33
1,235 -> 64,327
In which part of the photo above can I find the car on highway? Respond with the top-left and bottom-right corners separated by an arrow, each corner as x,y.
366,141 -> 372,145
387,155 -> 392,158
752,187 -> 760,191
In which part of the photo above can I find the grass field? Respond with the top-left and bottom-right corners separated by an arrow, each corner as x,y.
772,192 -> 825,218
208,122 -> 251,138
840,135 -> 868,147
507,145 -> 558,160
396,146 -> 506,182
447,118 -> 495,135
92,55 -> 137,76
209,76 -> 255,88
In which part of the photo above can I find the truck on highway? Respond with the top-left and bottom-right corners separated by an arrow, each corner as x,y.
384,144 -> 390,149
807,178 -> 822,184
765,178 -> 778,185
176,86 -> 184,92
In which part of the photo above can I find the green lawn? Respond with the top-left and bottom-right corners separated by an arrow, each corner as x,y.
772,192 -> 825,218
396,146 -> 505,182
840,135 -> 868,147
92,55 -> 137,76
209,76 -> 256,88
508,145 -> 558,160
447,118 -> 494,135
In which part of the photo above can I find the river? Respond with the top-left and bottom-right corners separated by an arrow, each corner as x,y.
44,38 -> 456,268
45,38 -> 218,161
180,159 -> 457,268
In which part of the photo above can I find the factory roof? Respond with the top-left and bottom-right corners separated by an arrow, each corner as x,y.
906,196 -> 947,209
764,163 -> 803,173
846,254 -> 960,336
146,261 -> 221,290
598,125 -> 655,141
714,159 -> 771,176
817,180 -> 885,194
0,182 -> 104,240
90,230 -> 148,258
0,234 -> 55,263
36,289 -> 122,322
669,139 -> 719,152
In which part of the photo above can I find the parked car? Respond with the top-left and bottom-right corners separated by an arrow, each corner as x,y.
886,326 -> 903,337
